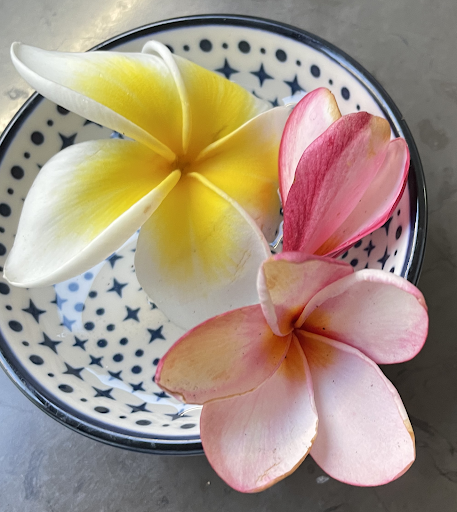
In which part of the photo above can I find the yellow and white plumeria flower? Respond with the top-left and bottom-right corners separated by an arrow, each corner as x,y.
4,41 -> 292,329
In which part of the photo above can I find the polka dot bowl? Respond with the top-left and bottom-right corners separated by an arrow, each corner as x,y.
0,15 -> 426,454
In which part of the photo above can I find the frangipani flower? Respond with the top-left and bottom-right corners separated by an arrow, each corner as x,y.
279,88 -> 410,256
4,41 -> 292,328
157,254 -> 428,492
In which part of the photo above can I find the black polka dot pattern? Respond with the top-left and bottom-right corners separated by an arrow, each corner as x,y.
275,49 -> 287,62
8,320 -> 22,332
136,420 -> 151,426
31,131 -> 44,145
238,41 -> 250,53
0,283 -> 10,295
0,204 -> 11,217
310,65 -> 320,77
199,39 -> 212,52
95,406 -> 109,414
11,166 -> 24,179
29,355 -> 44,365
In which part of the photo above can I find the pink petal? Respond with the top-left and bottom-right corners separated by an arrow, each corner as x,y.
156,305 -> 291,404
258,253 -> 353,336
279,88 -> 341,204
298,331 -> 415,486
317,138 -> 410,256
283,112 -> 391,254
297,269 -> 428,364
201,336 -> 318,493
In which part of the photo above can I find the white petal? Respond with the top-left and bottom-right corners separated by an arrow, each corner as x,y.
135,172 -> 271,330
11,42 -> 181,160
4,140 -> 179,287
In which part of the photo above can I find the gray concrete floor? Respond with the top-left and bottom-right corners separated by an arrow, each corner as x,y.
1,0 -> 457,510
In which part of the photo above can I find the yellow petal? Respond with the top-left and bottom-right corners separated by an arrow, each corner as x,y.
170,53 -> 269,160
142,41 -> 191,154
192,106 -> 292,241
11,43 -> 183,159
135,173 -> 271,329
4,140 -> 179,287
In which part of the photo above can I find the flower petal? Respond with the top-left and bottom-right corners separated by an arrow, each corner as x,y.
283,112 -> 391,254
258,253 -> 353,336
298,331 -> 415,486
156,305 -> 291,404
142,41 -> 191,154
317,138 -> 410,256
279,88 -> 341,204
11,42 -> 182,160
170,52 -> 269,160
4,140 -> 179,287
201,336 -> 318,493
192,106 -> 292,241
297,269 -> 428,364
135,172 -> 271,330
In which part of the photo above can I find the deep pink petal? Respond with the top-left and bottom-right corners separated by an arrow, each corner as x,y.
317,138 -> 410,256
279,88 -> 341,204
298,332 -> 415,486
258,253 -> 353,336
156,305 -> 290,404
297,269 -> 428,364
201,336 -> 318,493
283,112 -> 391,254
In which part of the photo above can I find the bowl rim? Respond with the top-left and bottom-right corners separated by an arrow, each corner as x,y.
0,13 -> 427,455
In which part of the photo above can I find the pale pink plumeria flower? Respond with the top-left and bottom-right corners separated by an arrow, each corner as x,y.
279,88 -> 410,257
157,253 -> 428,492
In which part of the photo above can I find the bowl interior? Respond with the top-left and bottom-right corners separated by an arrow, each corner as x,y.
0,16 -> 424,453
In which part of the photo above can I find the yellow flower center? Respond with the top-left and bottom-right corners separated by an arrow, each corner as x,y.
173,154 -> 195,175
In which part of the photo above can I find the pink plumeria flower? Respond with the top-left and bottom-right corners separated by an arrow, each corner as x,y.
279,88 -> 410,256
157,253 -> 428,492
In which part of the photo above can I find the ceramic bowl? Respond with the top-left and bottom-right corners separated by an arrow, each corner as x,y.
0,15 -> 427,454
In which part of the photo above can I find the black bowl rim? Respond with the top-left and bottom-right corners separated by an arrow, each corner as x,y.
0,13 -> 427,455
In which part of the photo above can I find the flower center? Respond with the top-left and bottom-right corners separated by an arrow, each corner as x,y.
174,155 -> 194,175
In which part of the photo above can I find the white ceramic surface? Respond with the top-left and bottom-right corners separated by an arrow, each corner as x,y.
0,16 -> 424,453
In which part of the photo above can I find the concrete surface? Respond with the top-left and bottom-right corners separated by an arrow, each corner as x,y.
1,0 -> 456,510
